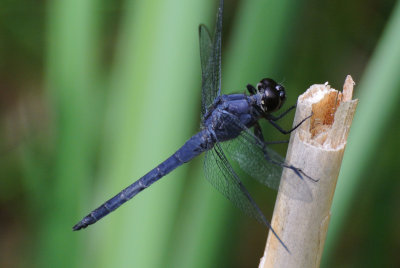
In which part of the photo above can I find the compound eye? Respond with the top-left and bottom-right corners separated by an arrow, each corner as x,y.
257,78 -> 277,90
261,78 -> 276,86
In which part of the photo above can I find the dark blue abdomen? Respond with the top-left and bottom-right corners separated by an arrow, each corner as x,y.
73,130 -> 213,230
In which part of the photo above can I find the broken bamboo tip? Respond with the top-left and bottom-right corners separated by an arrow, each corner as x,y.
260,76 -> 358,268
296,74 -> 358,149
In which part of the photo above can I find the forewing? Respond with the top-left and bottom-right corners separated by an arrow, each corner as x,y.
219,112 -> 312,201
221,133 -> 283,190
199,0 -> 223,117
199,24 -> 213,116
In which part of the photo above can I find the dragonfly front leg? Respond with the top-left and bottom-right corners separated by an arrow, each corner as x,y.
268,105 -> 296,121
266,113 -> 312,135
264,104 -> 313,135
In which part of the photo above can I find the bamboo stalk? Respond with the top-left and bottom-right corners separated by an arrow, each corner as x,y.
260,76 -> 358,268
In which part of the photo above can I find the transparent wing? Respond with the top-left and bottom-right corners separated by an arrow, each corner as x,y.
204,143 -> 289,251
219,112 -> 312,201
204,144 -> 269,226
221,133 -> 283,190
199,0 -> 223,116
199,25 -> 213,116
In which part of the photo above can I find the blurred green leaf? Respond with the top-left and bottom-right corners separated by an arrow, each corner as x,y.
40,0 -> 102,267
1,0 -> 400,267
84,1 -> 208,267
323,0 -> 400,266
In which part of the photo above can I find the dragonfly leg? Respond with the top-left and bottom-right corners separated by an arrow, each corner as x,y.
246,84 -> 257,95
262,140 -> 289,145
254,122 -> 288,145
268,105 -> 296,121
267,112 -> 312,135
264,142 -> 316,182
253,122 -> 264,141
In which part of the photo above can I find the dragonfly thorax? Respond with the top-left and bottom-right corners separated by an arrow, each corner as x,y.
256,78 -> 286,113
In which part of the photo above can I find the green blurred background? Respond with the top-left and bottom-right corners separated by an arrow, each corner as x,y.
1,0 -> 400,267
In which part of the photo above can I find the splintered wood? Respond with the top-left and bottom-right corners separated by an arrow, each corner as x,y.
260,75 -> 358,268
296,75 -> 357,149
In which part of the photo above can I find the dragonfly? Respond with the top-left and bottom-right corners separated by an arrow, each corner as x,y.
73,0 -> 314,252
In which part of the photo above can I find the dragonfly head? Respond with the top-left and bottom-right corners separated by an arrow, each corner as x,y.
257,78 -> 286,113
